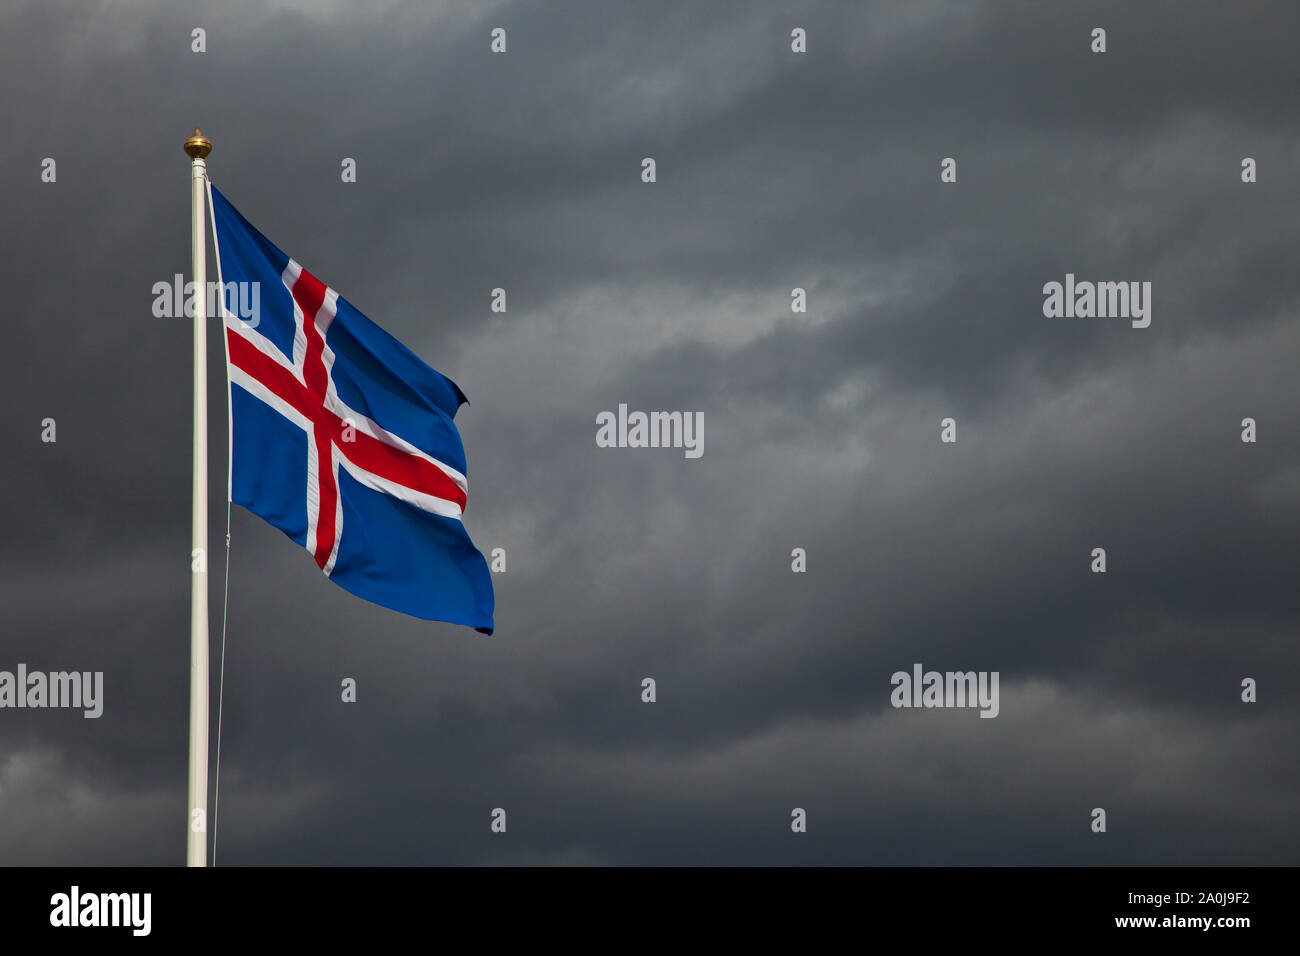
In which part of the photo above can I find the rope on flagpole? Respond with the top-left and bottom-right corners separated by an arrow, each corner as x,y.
213,507 -> 231,866
206,175 -> 234,867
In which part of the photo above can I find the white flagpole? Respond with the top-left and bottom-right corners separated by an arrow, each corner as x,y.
184,127 -> 212,867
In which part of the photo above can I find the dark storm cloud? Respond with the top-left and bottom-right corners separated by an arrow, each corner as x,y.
1,0 -> 1296,864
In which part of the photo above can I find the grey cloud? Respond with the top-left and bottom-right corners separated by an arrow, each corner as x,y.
1,0 -> 1296,864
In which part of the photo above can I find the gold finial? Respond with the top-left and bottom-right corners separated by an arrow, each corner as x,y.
184,127 -> 212,159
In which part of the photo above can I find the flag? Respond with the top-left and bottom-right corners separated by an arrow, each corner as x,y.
208,185 -> 494,633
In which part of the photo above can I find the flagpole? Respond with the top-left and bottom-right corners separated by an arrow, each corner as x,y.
184,127 -> 212,867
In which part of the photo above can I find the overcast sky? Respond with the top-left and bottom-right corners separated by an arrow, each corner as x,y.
1,0 -> 1297,865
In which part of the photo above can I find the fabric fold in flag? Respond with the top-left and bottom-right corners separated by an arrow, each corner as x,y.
209,185 -> 494,634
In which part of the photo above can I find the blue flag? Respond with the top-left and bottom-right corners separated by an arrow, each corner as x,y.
209,185 -> 494,633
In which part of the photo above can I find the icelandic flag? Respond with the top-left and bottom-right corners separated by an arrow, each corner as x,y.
208,185 -> 494,633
